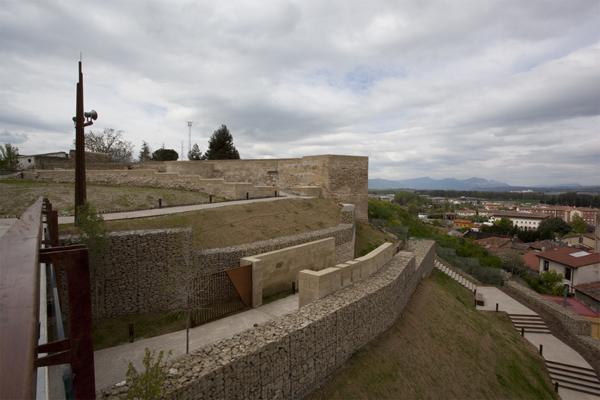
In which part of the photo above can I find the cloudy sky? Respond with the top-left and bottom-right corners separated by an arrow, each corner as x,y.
1,1 -> 600,185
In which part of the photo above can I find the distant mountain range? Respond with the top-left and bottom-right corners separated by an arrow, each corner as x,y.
368,177 -> 600,192
369,177 -> 510,190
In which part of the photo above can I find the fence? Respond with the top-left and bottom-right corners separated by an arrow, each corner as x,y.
186,270 -> 248,327
437,246 -> 504,285
0,198 -> 96,399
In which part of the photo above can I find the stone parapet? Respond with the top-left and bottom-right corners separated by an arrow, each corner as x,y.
99,240 -> 436,399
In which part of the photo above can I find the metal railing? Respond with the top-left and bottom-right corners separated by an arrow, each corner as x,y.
0,198 -> 96,399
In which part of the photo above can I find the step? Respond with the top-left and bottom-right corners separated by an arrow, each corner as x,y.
514,327 -> 551,334
546,360 -> 598,376
549,370 -> 600,386
508,314 -> 542,319
551,375 -> 600,393
554,381 -> 600,397
511,321 -> 548,327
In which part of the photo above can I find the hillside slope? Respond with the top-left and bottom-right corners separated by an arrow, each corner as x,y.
308,270 -> 558,400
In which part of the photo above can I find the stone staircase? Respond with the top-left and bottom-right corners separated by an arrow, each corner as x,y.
508,313 -> 551,334
434,259 -> 476,291
545,360 -> 600,397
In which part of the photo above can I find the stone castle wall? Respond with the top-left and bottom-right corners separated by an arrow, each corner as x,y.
99,240 -> 436,399
87,215 -> 355,319
27,154 -> 368,220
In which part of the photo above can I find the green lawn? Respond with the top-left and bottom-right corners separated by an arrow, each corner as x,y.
308,269 -> 558,400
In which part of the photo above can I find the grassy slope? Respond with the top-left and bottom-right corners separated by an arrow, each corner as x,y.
64,198 -> 341,249
308,270 -> 558,400
0,179 -> 212,216
355,221 -> 390,257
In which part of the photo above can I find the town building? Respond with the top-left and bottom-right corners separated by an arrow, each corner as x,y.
17,151 -> 68,169
519,205 -> 599,227
488,210 -> 548,231
537,247 -> 600,289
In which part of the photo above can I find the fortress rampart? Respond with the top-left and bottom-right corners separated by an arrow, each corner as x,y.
26,155 -> 368,220
100,240 -> 435,399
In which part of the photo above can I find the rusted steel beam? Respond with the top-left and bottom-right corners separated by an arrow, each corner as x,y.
226,265 -> 253,307
74,61 -> 87,223
0,198 -> 43,400
41,246 -> 96,399
38,338 -> 70,354
35,350 -> 71,368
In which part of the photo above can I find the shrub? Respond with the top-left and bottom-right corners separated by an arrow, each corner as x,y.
126,348 -> 172,400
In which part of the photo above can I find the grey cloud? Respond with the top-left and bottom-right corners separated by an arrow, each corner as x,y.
1,0 -> 599,184
0,129 -> 28,144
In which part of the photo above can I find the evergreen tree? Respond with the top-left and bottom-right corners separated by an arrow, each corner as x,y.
188,143 -> 203,160
204,125 -> 240,160
152,148 -> 178,161
139,141 -> 152,161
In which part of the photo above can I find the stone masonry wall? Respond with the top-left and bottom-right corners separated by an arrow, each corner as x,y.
86,217 -> 354,319
100,240 -> 435,399
91,228 -> 192,319
195,223 -> 355,275
27,154 -> 368,219
504,281 -> 592,336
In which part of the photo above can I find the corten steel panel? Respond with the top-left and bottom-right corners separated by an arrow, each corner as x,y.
0,198 -> 43,400
226,265 -> 253,307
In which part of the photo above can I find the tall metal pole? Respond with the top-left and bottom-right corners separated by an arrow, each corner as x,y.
187,121 -> 192,160
74,61 -> 86,223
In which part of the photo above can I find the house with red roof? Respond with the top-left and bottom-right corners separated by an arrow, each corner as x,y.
537,247 -> 600,289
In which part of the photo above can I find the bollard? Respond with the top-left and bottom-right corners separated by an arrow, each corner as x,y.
554,381 -> 559,392
496,303 -> 499,312
292,281 -> 296,293
128,323 -> 134,343
246,192 -> 249,200
158,198 -> 162,208
521,328 -> 524,336
209,195 -> 213,203
186,313 -> 191,354
274,190 -> 278,197
539,344 -> 543,355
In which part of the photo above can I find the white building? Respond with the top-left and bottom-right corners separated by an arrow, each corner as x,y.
538,247 -> 600,288
488,211 -> 547,231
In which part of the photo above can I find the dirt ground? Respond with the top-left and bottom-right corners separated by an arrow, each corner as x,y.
0,179 -> 211,216
308,270 -> 558,400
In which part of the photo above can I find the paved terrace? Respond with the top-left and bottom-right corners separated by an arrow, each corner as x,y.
57,195 -> 311,224
94,294 -> 299,391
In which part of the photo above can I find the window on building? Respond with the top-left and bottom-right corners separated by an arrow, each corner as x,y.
543,260 -> 549,271
565,267 -> 572,281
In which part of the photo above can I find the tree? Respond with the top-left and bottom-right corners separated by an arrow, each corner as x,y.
570,215 -> 587,234
139,141 -> 152,162
152,148 -> 178,161
0,143 -> 19,170
204,125 -> 240,160
538,217 -> 572,239
188,143 -> 203,160
84,128 -> 133,162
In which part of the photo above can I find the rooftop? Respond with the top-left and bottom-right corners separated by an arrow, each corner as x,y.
537,247 -> 600,268
490,210 -> 548,219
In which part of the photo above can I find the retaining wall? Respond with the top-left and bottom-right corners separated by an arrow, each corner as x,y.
83,219 -> 354,319
241,238 -> 336,307
26,154 -> 368,220
504,281 -> 592,336
100,240 -> 435,399
298,242 -> 397,307
195,223 -> 355,275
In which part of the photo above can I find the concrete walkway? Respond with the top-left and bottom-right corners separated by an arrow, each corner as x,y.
57,195 -> 310,224
476,286 -> 599,399
94,294 -> 299,391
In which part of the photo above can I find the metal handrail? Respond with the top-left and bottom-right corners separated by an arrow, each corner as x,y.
0,197 -> 44,399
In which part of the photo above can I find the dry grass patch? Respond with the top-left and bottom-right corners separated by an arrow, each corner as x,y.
0,179 -> 212,216
63,198 -> 342,249
355,220 -> 389,256
308,270 -> 558,400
